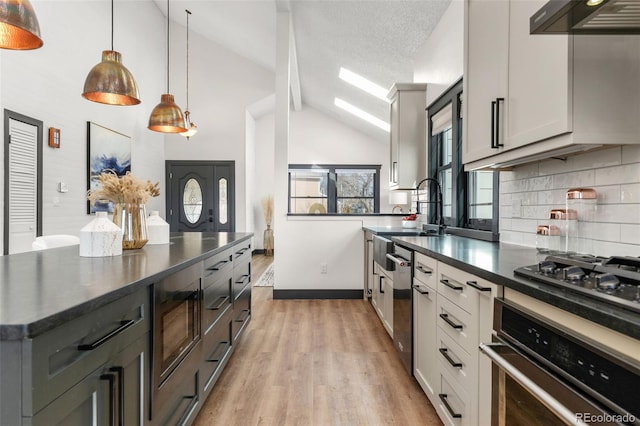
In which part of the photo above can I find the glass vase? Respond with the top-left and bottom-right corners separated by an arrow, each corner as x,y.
113,203 -> 149,250
263,224 -> 274,256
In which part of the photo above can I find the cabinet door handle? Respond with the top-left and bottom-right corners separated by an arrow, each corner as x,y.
78,319 -> 135,351
440,279 -> 463,291
235,309 -> 250,323
379,276 -> 385,294
439,394 -> 462,418
392,161 -> 398,183
439,348 -> 463,368
207,259 -> 229,271
412,284 -> 429,295
235,274 -> 251,285
440,313 -> 463,330
235,247 -> 249,256
491,99 -> 497,148
100,372 -> 117,426
416,265 -> 432,275
495,97 -> 504,147
466,280 -> 492,292
207,340 -> 231,363
110,366 -> 124,426
206,295 -> 230,311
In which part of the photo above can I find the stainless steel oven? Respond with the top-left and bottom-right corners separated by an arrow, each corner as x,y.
481,299 -> 639,426
153,263 -> 201,389
388,244 -> 412,375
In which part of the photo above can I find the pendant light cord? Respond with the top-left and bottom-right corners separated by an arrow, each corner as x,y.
185,9 -> 191,111
166,0 -> 170,93
110,0 -> 114,51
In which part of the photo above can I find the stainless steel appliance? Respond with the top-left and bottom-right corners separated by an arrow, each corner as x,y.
530,0 -> 640,35
388,244 -> 413,375
152,263 -> 202,418
373,235 -> 395,271
514,254 -> 640,313
481,298 -> 639,425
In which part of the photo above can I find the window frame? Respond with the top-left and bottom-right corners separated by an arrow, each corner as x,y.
427,78 -> 500,241
288,164 -> 381,215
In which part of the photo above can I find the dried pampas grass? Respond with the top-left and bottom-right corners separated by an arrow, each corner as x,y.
261,195 -> 273,226
88,170 -> 160,206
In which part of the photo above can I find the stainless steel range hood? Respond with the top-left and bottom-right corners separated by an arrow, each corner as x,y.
531,0 -> 640,34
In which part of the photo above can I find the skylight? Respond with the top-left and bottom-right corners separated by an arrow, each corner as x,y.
334,98 -> 390,132
339,67 -> 389,102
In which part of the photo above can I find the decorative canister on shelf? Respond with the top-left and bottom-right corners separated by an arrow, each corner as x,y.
79,211 -> 123,257
536,224 -> 560,260
262,195 -> 274,256
113,203 -> 148,249
87,171 -> 160,250
566,188 -> 597,255
549,208 -> 577,254
147,210 -> 170,245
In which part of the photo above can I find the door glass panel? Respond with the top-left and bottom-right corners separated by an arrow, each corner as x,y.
219,178 -> 228,224
183,178 -> 203,223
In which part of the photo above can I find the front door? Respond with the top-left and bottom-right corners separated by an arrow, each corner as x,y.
3,110 -> 43,254
166,161 -> 235,232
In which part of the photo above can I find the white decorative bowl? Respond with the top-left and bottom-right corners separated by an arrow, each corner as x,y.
402,220 -> 417,229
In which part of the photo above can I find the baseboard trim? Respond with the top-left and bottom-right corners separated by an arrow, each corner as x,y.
252,249 -> 265,255
273,289 -> 363,300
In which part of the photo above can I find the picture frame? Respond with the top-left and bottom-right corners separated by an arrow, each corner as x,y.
86,121 -> 132,214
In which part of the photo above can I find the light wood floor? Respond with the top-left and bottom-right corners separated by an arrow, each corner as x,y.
192,254 -> 442,426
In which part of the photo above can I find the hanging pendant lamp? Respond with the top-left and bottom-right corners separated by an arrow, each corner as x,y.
82,0 -> 140,105
0,0 -> 42,50
180,9 -> 197,140
148,0 -> 187,133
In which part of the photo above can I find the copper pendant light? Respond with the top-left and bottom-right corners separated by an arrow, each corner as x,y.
82,0 -> 140,106
180,9 -> 197,140
148,0 -> 187,133
0,0 -> 42,50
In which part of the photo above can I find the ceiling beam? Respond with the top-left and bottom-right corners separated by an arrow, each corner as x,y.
275,0 -> 302,112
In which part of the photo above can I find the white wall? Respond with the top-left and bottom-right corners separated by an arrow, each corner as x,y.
164,24 -> 273,232
0,1 -> 166,254
500,146 -> 640,256
413,0 -> 463,106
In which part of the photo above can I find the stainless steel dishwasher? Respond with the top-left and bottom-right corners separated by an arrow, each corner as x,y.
387,244 -> 413,375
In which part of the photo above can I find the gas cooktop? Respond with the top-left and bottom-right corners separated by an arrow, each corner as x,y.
514,255 -> 640,314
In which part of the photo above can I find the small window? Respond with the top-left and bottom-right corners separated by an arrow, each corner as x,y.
288,165 -> 380,214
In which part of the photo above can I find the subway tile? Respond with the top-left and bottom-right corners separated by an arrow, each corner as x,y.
500,180 -> 515,194
595,241 -> 640,257
538,157 -> 575,175
620,224 -> 640,245
593,204 -> 640,224
500,171 -> 516,183
551,170 -> 595,190
595,164 -> 640,186
621,183 -> 640,203
522,205 -> 549,220
511,218 -> 538,233
589,222 -> 621,242
500,218 -> 512,230
621,145 -> 640,165
528,176 -> 554,192
566,147 -> 621,171
511,162 -> 539,179
500,230 -> 525,246
536,189 -> 566,205
499,193 -> 512,206
593,185 -> 621,204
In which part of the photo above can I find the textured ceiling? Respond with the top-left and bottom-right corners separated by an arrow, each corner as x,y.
157,0 -> 452,142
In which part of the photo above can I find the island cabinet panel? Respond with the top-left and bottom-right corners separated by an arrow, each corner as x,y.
28,286 -> 150,416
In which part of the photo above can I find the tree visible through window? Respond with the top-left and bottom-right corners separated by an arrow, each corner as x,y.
289,165 -> 380,214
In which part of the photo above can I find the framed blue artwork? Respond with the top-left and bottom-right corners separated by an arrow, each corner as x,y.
86,121 -> 131,214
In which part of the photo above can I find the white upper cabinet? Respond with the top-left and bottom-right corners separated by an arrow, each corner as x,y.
388,83 -> 427,189
463,0 -> 640,170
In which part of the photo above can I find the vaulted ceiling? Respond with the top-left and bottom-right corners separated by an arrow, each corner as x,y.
155,0 -> 452,141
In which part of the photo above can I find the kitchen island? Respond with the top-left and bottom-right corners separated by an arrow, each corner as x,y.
0,232 -> 253,426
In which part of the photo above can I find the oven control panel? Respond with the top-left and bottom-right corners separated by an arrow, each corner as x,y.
501,304 -> 639,420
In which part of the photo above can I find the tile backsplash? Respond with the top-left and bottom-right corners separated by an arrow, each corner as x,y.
499,145 -> 640,257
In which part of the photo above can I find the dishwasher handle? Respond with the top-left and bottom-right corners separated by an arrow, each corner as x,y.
479,342 -> 588,426
386,253 -> 411,267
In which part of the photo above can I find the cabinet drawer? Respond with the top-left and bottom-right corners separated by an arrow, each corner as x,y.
414,252 -> 438,291
437,294 -> 477,356
233,240 -> 252,263
153,369 -> 199,426
437,368 -> 472,426
436,326 -> 476,391
203,273 -> 232,335
29,287 -> 149,415
437,262 -> 489,316
233,260 -> 251,301
232,286 -> 251,342
202,309 -> 233,395
203,248 -> 233,282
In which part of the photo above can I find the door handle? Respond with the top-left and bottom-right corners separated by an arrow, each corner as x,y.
379,275 -> 384,294
439,348 -> 463,368
438,394 -> 462,419
440,313 -> 463,330
100,372 -> 117,426
440,279 -> 463,291
412,284 -> 429,295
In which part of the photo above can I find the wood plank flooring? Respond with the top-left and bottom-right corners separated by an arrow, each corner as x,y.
192,254 -> 442,426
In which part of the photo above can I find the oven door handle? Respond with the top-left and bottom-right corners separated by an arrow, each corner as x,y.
479,342 -> 588,426
386,253 -> 411,267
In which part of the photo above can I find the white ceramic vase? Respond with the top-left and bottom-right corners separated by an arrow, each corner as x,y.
147,211 -> 170,245
79,211 -> 123,257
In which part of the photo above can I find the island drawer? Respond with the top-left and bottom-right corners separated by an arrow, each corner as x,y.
233,260 -> 251,300
233,240 -> 251,263
27,287 -> 150,415
202,308 -> 233,395
414,252 -> 438,291
232,286 -> 251,342
436,293 -> 477,357
203,248 -> 233,281
203,273 -> 232,335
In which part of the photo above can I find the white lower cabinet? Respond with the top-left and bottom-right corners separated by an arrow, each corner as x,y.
412,251 -> 499,426
372,263 -> 394,337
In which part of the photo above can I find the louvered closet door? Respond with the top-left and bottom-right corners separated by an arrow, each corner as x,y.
8,118 -> 38,254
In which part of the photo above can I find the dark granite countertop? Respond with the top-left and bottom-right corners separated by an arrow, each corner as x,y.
391,235 -> 640,340
363,226 -> 426,236
0,232 -> 252,340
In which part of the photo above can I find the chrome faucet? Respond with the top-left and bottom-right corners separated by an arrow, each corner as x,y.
415,177 -> 446,235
